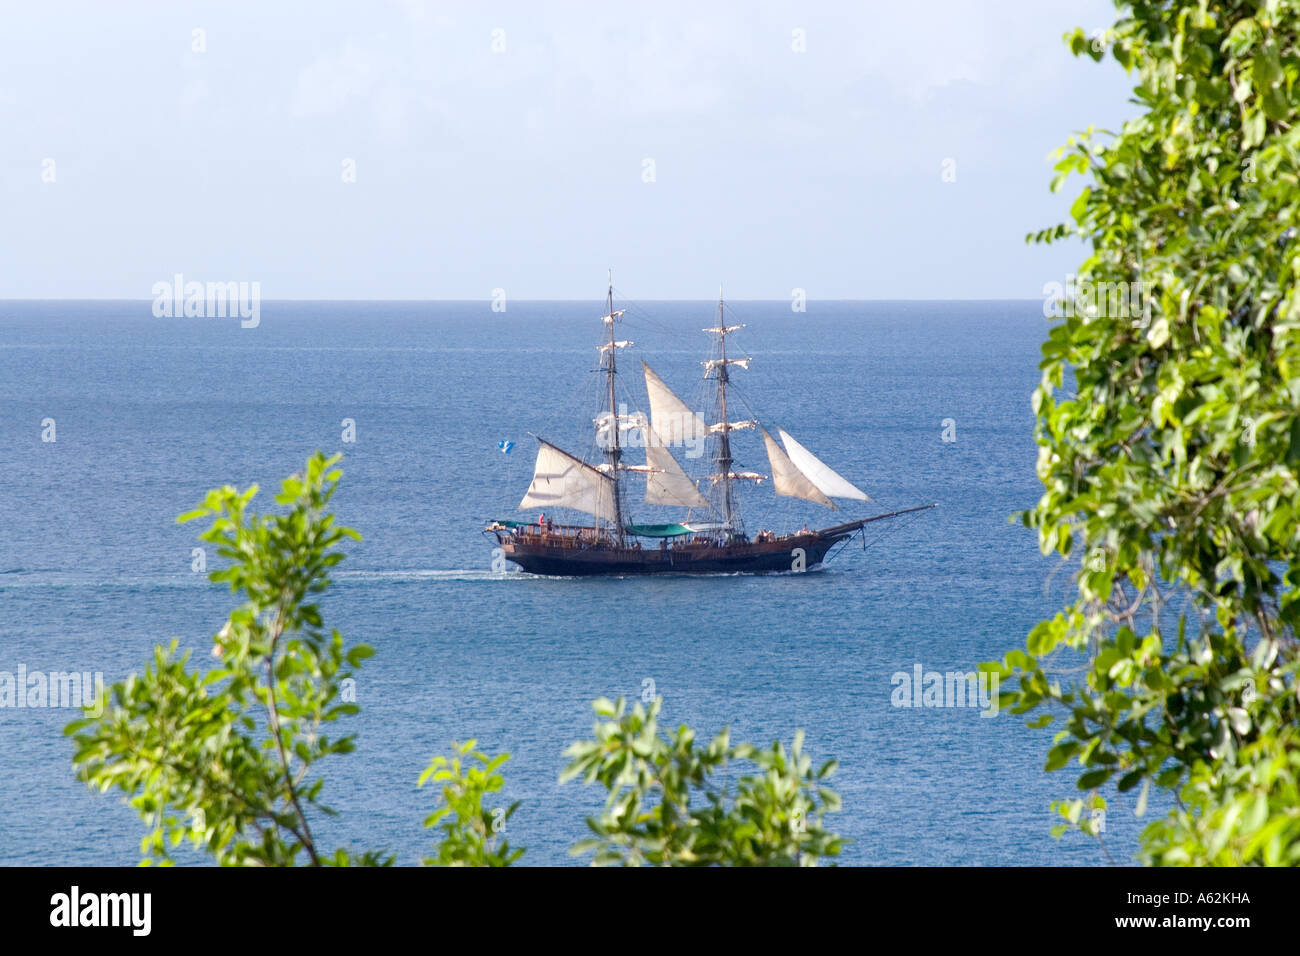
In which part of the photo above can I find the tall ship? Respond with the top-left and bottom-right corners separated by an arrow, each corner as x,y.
486,278 -> 934,576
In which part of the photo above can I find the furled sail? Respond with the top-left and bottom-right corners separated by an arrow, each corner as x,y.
702,357 -> 751,372
642,362 -> 705,449
644,443 -> 709,509
762,428 -> 834,508
778,428 -> 870,501
709,419 -> 756,433
594,410 -> 648,449
518,438 -> 617,522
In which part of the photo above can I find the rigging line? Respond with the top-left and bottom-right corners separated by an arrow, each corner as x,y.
608,282 -> 671,316
722,379 -> 775,472
617,302 -> 678,337
729,357 -> 894,528
509,345 -> 598,506
719,297 -> 870,533
717,298 -> 807,409
571,362 -> 607,466
608,285 -> 685,337
726,310 -> 881,493
727,379 -> 763,428
860,508 -> 928,551
619,311 -> 699,360
825,512 -> 914,565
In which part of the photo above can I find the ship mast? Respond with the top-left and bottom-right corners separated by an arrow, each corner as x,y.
602,272 -> 626,545
711,288 -> 737,537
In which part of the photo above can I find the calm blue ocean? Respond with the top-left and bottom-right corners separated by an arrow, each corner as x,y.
0,299 -> 1136,866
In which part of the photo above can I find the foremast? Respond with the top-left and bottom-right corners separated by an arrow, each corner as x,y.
601,273 -> 626,546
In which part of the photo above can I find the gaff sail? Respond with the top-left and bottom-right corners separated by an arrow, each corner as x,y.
518,438 -> 618,523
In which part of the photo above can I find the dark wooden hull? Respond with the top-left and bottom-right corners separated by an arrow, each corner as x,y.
487,507 -> 935,577
498,532 -> 845,576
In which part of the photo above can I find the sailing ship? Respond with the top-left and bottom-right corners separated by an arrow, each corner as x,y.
485,278 -> 935,575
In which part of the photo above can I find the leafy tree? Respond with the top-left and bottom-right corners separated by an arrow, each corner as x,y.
561,697 -> 844,866
419,740 -> 523,866
67,452 -> 382,866
998,0 -> 1300,864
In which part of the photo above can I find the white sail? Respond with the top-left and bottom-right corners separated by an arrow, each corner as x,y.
702,357 -> 751,371
518,439 -> 618,522
644,443 -> 709,509
762,428 -> 834,508
642,362 -> 705,449
594,410 -> 648,449
709,419 -> 756,433
778,428 -> 870,501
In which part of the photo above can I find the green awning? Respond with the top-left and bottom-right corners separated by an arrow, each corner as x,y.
625,523 -> 693,538
487,519 -> 528,528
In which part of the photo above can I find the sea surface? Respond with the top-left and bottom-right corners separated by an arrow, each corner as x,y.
0,299 -> 1141,866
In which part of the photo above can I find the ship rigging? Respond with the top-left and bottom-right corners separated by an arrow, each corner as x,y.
486,276 -> 935,575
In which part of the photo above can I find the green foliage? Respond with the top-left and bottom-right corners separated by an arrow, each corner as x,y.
1001,0 -> 1300,864
561,696 -> 844,866
66,452 -> 383,866
419,740 -> 523,866
1143,726 -> 1300,864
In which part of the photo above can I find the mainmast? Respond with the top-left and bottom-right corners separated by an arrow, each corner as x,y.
701,288 -> 756,539
602,272 -> 626,545
702,289 -> 756,539
714,292 -> 735,534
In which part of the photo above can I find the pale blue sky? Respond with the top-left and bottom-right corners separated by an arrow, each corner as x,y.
0,1 -> 1133,299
